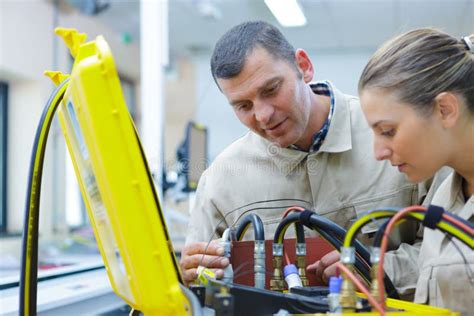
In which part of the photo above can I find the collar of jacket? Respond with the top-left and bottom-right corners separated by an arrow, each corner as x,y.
438,171 -> 474,220
258,82 -> 353,176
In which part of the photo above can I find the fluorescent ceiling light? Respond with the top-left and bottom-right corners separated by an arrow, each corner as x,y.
264,0 -> 307,27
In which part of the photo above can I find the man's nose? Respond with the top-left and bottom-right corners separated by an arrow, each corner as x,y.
254,101 -> 274,126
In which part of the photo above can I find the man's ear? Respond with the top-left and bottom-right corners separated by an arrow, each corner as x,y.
295,49 -> 314,83
434,92 -> 460,128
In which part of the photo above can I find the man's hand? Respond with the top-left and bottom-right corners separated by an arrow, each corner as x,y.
179,240 -> 229,286
307,250 -> 340,285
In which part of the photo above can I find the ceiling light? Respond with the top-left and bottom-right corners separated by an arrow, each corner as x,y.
264,0 -> 307,27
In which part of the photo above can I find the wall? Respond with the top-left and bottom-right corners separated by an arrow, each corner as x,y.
164,58 -> 197,169
0,0 -> 140,259
193,55 -> 248,161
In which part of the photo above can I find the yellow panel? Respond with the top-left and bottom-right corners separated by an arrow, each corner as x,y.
56,32 -> 187,315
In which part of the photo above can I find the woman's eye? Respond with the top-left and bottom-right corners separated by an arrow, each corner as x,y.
381,129 -> 395,137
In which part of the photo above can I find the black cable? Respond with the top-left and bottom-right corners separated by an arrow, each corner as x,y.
274,212 -> 300,243
373,219 -> 390,247
200,203 -> 311,268
230,202 -> 311,231
19,79 -> 69,316
275,213 -> 371,280
236,213 -> 265,241
307,214 -> 372,265
316,230 -> 372,284
295,222 -> 305,244
306,213 -> 400,299
304,215 -> 371,281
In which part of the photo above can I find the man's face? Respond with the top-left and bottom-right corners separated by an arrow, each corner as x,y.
217,47 -> 314,148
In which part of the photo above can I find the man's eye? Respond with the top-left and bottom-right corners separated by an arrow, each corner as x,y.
264,83 -> 279,96
237,103 -> 251,111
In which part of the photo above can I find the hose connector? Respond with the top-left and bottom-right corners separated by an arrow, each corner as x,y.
295,243 -> 308,286
370,247 -> 382,305
339,247 -> 357,312
340,246 -> 355,265
220,228 -> 234,283
295,255 -> 309,287
254,240 -> 266,289
272,243 -> 283,256
220,228 -> 233,258
270,255 -> 285,291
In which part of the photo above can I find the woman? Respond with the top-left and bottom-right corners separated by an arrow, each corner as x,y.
358,28 -> 473,315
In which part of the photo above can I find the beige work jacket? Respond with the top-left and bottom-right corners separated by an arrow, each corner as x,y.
414,172 -> 474,315
185,82 -> 437,297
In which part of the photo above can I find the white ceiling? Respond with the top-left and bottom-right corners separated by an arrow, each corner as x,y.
96,0 -> 473,59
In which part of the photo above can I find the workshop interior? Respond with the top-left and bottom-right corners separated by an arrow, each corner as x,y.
0,1 -> 473,315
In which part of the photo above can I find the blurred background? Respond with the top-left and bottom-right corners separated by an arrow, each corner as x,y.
0,0 -> 472,314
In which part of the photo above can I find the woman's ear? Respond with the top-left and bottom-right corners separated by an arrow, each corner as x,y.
434,92 -> 461,128
295,49 -> 314,83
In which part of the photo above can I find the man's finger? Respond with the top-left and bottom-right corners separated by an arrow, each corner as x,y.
182,268 -> 198,285
182,241 -> 224,257
320,250 -> 340,268
181,253 -> 229,270
306,260 -> 319,273
210,268 -> 224,279
322,262 -> 339,284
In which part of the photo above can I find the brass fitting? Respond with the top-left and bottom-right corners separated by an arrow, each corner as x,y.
369,248 -> 383,308
339,265 -> 357,312
296,255 -> 309,287
270,256 -> 285,291
370,262 -> 381,304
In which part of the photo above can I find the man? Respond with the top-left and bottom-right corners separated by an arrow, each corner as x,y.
179,21 -> 442,298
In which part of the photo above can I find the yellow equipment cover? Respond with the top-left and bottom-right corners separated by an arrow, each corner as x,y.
56,29 -> 188,315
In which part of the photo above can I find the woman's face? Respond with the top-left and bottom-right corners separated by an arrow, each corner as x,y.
360,89 -> 449,183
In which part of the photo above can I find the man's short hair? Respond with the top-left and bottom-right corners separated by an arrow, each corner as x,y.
210,21 -> 297,86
